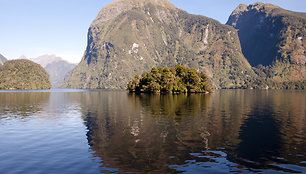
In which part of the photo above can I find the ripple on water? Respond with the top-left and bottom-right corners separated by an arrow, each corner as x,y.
0,95 -> 100,174
0,90 -> 305,173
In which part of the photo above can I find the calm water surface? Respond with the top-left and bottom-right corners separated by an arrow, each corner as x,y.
0,89 -> 305,173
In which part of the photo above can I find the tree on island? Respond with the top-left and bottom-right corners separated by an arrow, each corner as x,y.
127,64 -> 211,93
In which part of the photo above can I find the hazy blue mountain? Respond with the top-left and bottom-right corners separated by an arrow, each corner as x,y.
30,54 -> 76,88
45,60 -> 76,88
30,54 -> 62,68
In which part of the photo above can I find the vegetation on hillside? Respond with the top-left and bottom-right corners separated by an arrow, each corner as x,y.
64,1 -> 304,90
63,0 -> 255,90
127,64 -> 211,93
0,59 -> 52,90
227,2 -> 305,89
252,61 -> 305,89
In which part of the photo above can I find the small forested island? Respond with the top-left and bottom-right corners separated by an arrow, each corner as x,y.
0,59 -> 52,90
127,64 -> 211,93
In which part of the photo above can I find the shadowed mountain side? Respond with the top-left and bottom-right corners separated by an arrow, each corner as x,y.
227,2 -> 305,87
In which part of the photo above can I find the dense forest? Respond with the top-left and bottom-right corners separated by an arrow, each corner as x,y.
0,59 -> 52,90
127,64 -> 211,93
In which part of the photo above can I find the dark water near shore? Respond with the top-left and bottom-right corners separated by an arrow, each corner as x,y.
0,89 -> 305,173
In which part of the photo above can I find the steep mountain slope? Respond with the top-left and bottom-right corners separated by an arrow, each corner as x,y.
30,54 -> 76,88
227,2 -> 305,86
0,54 -> 7,66
0,59 -> 52,90
64,0 -> 257,89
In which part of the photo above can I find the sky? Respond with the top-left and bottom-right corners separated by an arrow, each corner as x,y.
0,0 -> 305,64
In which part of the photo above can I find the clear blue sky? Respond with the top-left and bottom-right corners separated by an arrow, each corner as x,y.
0,0 -> 305,63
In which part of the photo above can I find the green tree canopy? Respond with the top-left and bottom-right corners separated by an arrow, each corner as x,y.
127,64 -> 211,93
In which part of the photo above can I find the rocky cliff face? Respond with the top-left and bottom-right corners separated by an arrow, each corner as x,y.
0,54 -> 7,66
64,0 -> 257,89
227,3 -> 305,84
0,59 -> 52,90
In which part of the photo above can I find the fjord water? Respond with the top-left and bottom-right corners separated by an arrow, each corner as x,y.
0,90 -> 305,173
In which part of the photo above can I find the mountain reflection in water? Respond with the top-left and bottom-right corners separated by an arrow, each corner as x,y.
0,90 -> 304,173
0,92 -> 50,120
74,90 -> 305,173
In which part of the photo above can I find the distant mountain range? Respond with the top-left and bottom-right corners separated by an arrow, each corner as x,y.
19,54 -> 76,88
63,0 -> 305,89
0,54 -> 7,66
29,54 -> 63,68
44,59 -> 76,88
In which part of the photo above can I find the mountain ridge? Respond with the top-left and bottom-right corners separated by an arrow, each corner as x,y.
227,2 -> 305,86
227,3 -> 306,88
64,0 -> 258,89
30,54 -> 63,68
227,2 -> 306,65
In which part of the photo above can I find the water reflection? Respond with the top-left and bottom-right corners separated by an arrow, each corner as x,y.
0,90 -> 101,174
1,90 -> 303,173
228,90 -> 306,172
233,107 -> 283,170
79,90 -> 305,173
0,92 -> 50,120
